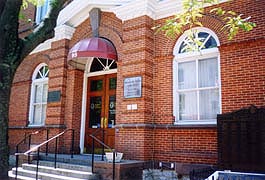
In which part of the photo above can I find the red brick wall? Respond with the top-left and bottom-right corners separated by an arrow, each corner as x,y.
19,4 -> 36,38
9,51 -> 50,127
8,0 -> 264,168
146,0 -> 265,165
153,128 -> 217,164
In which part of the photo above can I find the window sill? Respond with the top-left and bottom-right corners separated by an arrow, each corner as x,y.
173,120 -> 217,128
28,124 -> 45,128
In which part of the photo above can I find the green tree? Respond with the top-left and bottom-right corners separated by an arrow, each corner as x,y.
0,0 -> 68,178
156,0 -> 256,41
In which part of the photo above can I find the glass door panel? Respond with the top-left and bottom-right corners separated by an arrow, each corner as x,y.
108,95 -> 116,128
89,96 -> 102,128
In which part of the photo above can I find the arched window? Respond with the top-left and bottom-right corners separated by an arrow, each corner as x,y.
29,63 -> 49,126
173,27 -> 221,124
90,57 -> 117,72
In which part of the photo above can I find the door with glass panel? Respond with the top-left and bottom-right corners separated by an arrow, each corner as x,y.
85,74 -> 116,152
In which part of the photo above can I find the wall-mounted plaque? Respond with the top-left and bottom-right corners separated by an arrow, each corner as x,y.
124,76 -> 142,98
47,90 -> 61,102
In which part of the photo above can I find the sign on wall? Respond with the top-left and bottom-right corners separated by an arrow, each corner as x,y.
48,90 -> 61,102
124,76 -> 142,98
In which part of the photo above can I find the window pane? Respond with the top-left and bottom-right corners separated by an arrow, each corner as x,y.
108,95 -> 116,128
199,58 -> 218,88
34,84 -> 42,103
204,36 -> 217,49
178,61 -> 196,89
90,80 -> 103,91
89,96 -> 102,128
109,78 -> 117,90
199,89 -> 219,120
179,91 -> 197,120
41,104 -> 47,124
33,105 -> 42,125
42,84 -> 48,102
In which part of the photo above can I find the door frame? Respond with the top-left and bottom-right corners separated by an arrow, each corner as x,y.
79,62 -> 117,154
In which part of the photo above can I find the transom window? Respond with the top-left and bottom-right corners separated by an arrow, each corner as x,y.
29,63 -> 49,126
173,27 -> 221,124
178,31 -> 217,53
90,57 -> 117,72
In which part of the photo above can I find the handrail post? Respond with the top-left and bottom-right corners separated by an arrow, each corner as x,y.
36,148 -> 40,180
71,129 -> 74,158
15,153 -> 19,179
92,138 -> 95,173
46,129 -> 49,156
54,137 -> 58,169
28,134 -> 31,164
112,151 -> 115,180
15,145 -> 19,179
101,128 -> 105,161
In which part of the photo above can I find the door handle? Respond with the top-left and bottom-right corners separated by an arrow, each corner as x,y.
101,117 -> 108,128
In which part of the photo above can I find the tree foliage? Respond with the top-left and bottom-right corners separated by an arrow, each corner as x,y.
155,0 -> 256,40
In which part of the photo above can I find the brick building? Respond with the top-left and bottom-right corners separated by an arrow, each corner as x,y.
8,0 -> 265,174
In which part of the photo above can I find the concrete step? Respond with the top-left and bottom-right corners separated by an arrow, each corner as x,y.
11,167 -> 99,180
38,153 -> 104,166
8,170 -> 38,180
32,160 -> 92,172
22,163 -> 93,179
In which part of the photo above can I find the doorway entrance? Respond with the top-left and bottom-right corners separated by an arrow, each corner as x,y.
85,74 -> 116,152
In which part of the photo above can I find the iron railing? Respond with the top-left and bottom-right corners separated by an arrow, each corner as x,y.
15,128 -> 49,178
90,128 -> 106,161
15,129 -> 75,180
90,132 -> 116,180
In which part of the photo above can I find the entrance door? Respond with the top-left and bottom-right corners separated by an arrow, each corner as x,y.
85,74 -> 116,152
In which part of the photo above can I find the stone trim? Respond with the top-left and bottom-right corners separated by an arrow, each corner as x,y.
115,123 -> 216,129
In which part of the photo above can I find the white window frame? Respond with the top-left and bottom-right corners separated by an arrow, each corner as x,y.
173,27 -> 221,125
35,0 -> 50,24
28,63 -> 49,126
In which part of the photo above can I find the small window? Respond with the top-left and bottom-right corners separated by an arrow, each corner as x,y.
178,31 -> 217,53
173,27 -> 221,124
29,63 -> 49,126
35,0 -> 50,24
90,58 -> 117,72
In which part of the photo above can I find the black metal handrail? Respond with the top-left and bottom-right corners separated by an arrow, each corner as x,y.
15,129 -> 75,180
15,128 -> 49,178
90,134 -> 116,180
90,128 -> 106,161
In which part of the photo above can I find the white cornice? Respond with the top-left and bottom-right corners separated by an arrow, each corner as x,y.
114,0 -> 183,21
30,0 -> 229,54
57,0 -> 132,27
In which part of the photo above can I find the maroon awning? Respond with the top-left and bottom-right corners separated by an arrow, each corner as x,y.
67,37 -> 117,70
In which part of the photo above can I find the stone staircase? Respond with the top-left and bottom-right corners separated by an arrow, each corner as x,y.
9,160 -> 100,180
8,154 -> 102,180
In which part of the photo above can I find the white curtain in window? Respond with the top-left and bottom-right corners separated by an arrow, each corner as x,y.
42,84 -> 48,102
33,105 -> 42,125
199,57 -> 218,88
179,91 -> 197,120
34,84 -> 42,103
178,61 -> 196,89
199,89 -> 219,120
